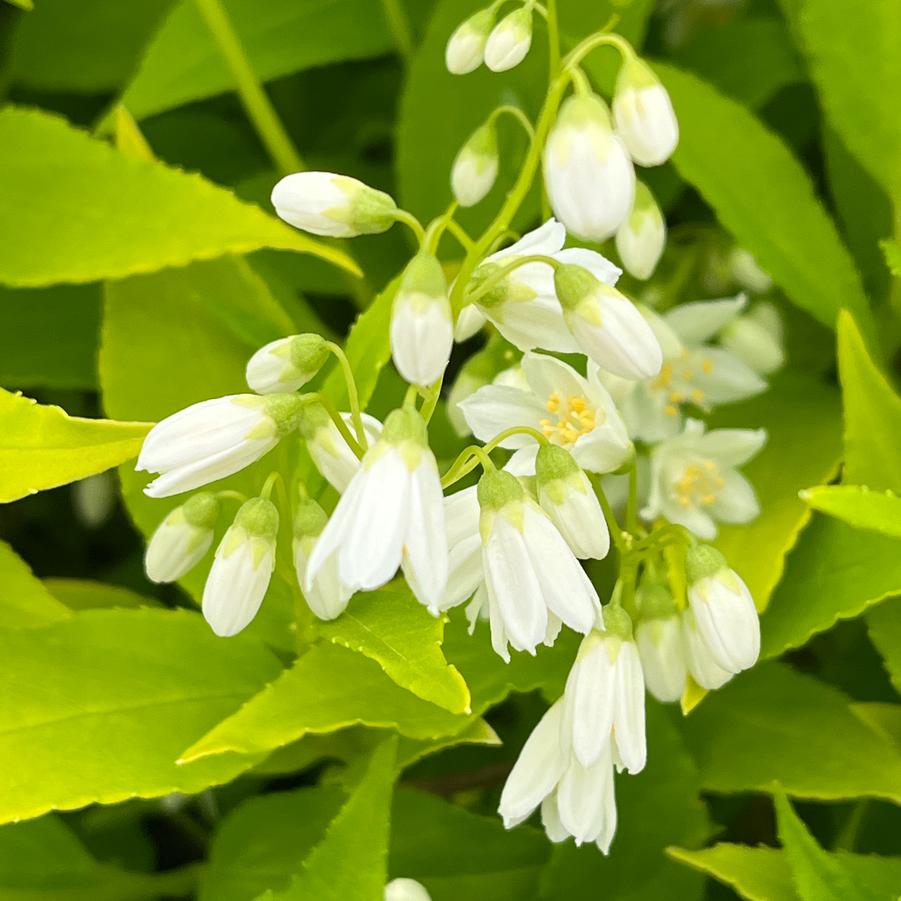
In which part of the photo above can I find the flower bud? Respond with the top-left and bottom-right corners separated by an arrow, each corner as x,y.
451,122 -> 499,207
390,253 -> 453,386
245,333 -> 329,395
615,181 -> 665,281
293,497 -> 353,621
535,444 -> 609,560
543,92 -> 635,241
385,879 -> 432,901
721,303 -> 784,375
634,583 -> 686,703
612,57 -> 679,166
298,402 -> 382,491
271,172 -> 397,238
729,247 -> 773,293
445,8 -> 495,74
682,608 -> 733,690
485,7 -> 532,72
145,492 -> 219,583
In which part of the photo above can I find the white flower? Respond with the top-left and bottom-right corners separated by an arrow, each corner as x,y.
385,878 -> 432,901
439,485 -> 483,611
445,8 -> 494,74
453,302 -> 489,342
299,403 -> 382,492
635,613 -> 686,703
137,394 -> 302,498
643,419 -> 766,539
553,263 -> 663,380
391,253 -> 453,386
561,611 -> 646,773
682,608 -> 733,690
292,498 -> 354,621
612,57 -> 679,166
202,498 -> 277,637
460,351 -> 633,476
451,122 -> 499,207
729,247 -> 772,293
145,492 -> 219,584
543,93 -> 635,242
686,544 -> 760,674
245,334 -> 328,395
535,444 -> 609,559
271,171 -> 397,237
720,302 -> 785,375
477,469 -> 600,661
485,7 -> 532,72
615,181 -> 665,280
306,408 -> 448,612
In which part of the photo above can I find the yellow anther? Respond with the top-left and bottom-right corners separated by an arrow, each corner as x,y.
691,388 -> 705,404
541,392 -> 597,446
673,459 -> 723,509
664,404 -> 678,416
669,391 -> 684,403
570,396 -> 586,413
546,391 -> 560,413
701,358 -> 714,373
650,362 -> 673,390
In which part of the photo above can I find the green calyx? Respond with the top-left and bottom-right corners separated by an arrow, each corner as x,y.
632,181 -> 659,218
381,406 -> 428,448
477,468 -> 524,512
264,393 -> 306,436
181,492 -> 220,530
554,263 -> 600,311
400,252 -> 448,302
535,443 -> 580,486
461,7 -> 496,38
685,543 -> 728,585
616,55 -> 661,93
333,179 -> 397,235
463,121 -> 498,165
297,400 -> 331,439
289,334 -> 329,378
293,497 -> 327,539
602,603 -> 634,640
234,497 -> 279,540
636,582 -> 677,620
557,92 -> 612,131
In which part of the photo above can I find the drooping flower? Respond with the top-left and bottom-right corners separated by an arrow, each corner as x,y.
682,608 -> 733,690
439,485 -> 483,612
611,56 -> 679,166
445,7 -> 495,74
615,181 -> 666,281
484,7 -> 532,72
634,583 -> 687,703
245,333 -> 329,395
144,492 -> 219,584
451,121 -> 499,207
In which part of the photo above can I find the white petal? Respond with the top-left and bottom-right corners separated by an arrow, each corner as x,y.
556,750 -> 615,846
563,635 -> 615,768
690,574 -> 760,672
710,470 -> 759,523
454,303 -> 488,341
202,537 -> 274,637
611,641 -> 646,774
664,295 -> 747,345
487,219 -> 566,263
521,351 -> 589,403
682,610 -> 734,690
555,247 -> 622,286
689,347 -> 767,405
402,456 -> 449,612
635,616 -> 687,703
698,428 -> 767,467
391,296 -> 453,386
458,385 -> 545,448
484,295 -> 579,353
294,538 -> 353,621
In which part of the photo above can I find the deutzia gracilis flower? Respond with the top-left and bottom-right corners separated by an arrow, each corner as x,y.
460,351 -> 632,476
682,608 -> 733,690
643,419 -> 766,539
137,394 -> 303,498
720,302 -> 785,375
245,334 -> 329,395
306,408 -> 448,611
202,498 -> 277,637
271,172 -> 397,237
543,93 -> 635,242
144,492 -> 219,584
612,56 -> 679,166
298,402 -> 382,492
686,544 -> 760,674
440,485 -> 483,612
561,608 -> 646,773
553,262 -> 663,380
499,700 -> 618,853
445,7 -> 495,74
634,583 -> 686,703
477,469 -> 600,661
385,878 -> 432,901
535,444 -> 609,560
615,181 -> 665,281
484,7 -> 532,72
390,252 -> 453,386
451,121 -> 499,207
293,497 -> 354,621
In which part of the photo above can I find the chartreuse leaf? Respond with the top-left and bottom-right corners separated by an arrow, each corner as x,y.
802,485 -> 901,539
0,107 -> 355,287
774,789 -> 885,901
320,586 -> 471,715
648,64 -> 870,332
0,540 -> 72,628
0,608 -> 281,825
866,602 -> 901,695
255,738 -> 397,901
0,387 -> 151,503
681,663 -> 901,802
44,578 -> 157,611
883,240 -> 901,277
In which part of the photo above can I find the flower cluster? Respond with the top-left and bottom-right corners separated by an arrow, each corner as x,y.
135,15 -> 776,856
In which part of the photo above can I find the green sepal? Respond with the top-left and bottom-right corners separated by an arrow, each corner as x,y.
477,468 -> 524,512
685,543 -> 728,585
234,497 -> 279,540
181,492 -> 220,530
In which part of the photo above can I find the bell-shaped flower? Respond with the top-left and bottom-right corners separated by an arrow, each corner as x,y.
643,419 -> 766,539
477,469 -> 600,660
634,583 -> 686,703
298,402 -> 382,492
390,252 -> 453,386
543,92 -> 635,241
535,444 -> 609,559
445,7 -> 495,74
485,7 -> 532,72
615,181 -> 665,281
686,544 -> 760,674
202,498 -> 277,637
145,492 -> 219,584
460,351 -> 632,476
682,608 -> 733,690
451,121 -> 499,207
245,333 -> 329,395
439,485 -> 484,612
385,878 -> 432,901
271,171 -> 397,237
137,393 -> 303,498
561,607 -> 646,773
612,56 -> 679,166
306,407 -> 448,611
720,302 -> 785,375
293,497 -> 354,621
554,263 -> 663,380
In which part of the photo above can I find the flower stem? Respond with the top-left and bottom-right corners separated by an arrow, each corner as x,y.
490,104 -> 536,140
311,392 -> 365,459
464,253 -> 561,307
392,209 -> 427,247
546,0 -> 560,80
590,474 -> 627,553
324,341 -> 367,449
379,0 -> 414,61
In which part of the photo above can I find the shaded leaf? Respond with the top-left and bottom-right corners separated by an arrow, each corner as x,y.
866,601 -> 901,696
0,540 -> 72,628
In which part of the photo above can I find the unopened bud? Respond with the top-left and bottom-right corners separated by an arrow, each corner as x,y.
451,121 -> 499,207
615,181 -> 665,281
445,8 -> 495,74
246,333 -> 329,394
612,56 -> 679,166
485,7 -> 532,72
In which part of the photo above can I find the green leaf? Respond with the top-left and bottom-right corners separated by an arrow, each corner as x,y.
681,663 -> 901,802
0,607 -> 281,825
0,107 -> 355,288
882,240 -> 901,277
0,540 -> 72,628
256,738 -> 397,901
648,64 -> 870,332
44,578 -> 158,611
320,586 -> 471,715
0,387 -> 150,503
866,601 -> 901,695
118,0 -> 395,123
802,485 -> 901,539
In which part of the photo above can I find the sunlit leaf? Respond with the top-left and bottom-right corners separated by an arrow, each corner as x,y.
802,485 -> 901,540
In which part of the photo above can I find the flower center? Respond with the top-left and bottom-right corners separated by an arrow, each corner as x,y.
650,352 -> 713,416
540,391 -> 597,446
672,459 -> 724,508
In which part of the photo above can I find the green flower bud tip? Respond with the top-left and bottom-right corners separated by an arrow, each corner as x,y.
685,543 -> 728,585
602,603 -> 634,640
616,55 -> 661,92
535,443 -> 580,486
234,497 -> 279,539
335,180 -> 397,235
297,400 -> 331,439
381,406 -> 429,447
289,333 -> 329,376
264,393 -> 306,436
477,468 -> 524,511
400,252 -> 448,301
182,492 -> 220,530
554,263 -> 601,311
636,582 -> 677,620
632,181 -> 659,218
557,92 -> 612,131
464,122 -> 498,163
293,497 -> 327,539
